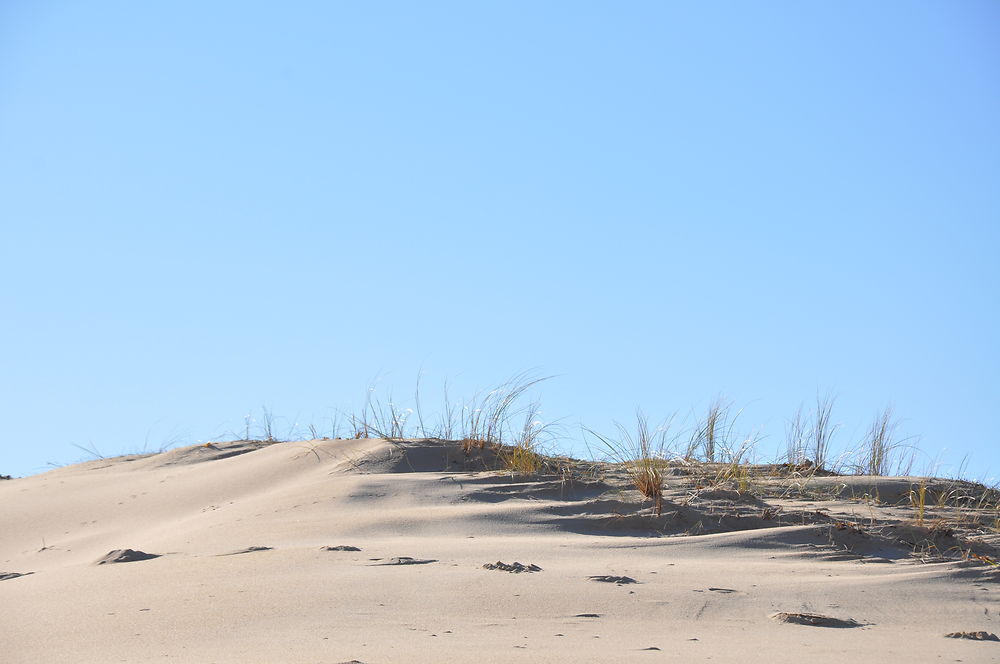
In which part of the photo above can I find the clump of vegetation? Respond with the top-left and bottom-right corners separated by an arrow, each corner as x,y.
456,373 -> 551,452
122,375 -> 994,534
345,372 -> 552,452
497,401 -> 551,474
911,483 -> 928,526
685,397 -> 736,462
235,406 -> 291,443
41,372 -> 1000,567
348,383 -> 412,440
856,406 -> 915,476
785,405 -> 807,465
586,411 -> 672,515
713,433 -> 761,492
341,372 -> 559,475
811,393 -> 838,471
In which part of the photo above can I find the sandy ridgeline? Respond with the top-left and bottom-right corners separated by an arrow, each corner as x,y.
2,438 -> 999,663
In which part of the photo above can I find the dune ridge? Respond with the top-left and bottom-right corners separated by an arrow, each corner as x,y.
2,438 -> 999,662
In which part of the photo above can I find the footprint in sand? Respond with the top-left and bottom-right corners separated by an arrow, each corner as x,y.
483,561 -> 541,573
217,546 -> 273,556
0,572 -> 34,581
95,549 -> 161,565
770,612 -> 863,628
322,545 -> 361,552
370,556 -> 437,566
944,631 -> 999,641
588,575 -> 637,585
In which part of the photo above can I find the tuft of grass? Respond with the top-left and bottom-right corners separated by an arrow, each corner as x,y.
714,433 -> 761,493
497,400 -> 553,474
413,371 -> 429,438
857,406 -> 905,476
442,372 -> 554,457
344,372 -> 554,458
71,441 -> 105,461
260,406 -> 277,443
910,483 -> 927,526
785,404 -> 807,465
235,406 -> 290,443
307,413 -> 342,441
459,373 -> 551,450
933,485 -> 961,509
811,393 -> 838,471
686,397 -> 734,462
586,411 -> 672,515
500,444 -> 542,474
349,382 -> 413,440
438,380 -> 457,441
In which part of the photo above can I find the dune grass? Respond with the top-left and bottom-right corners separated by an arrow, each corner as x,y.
338,373 -> 559,475
111,375 -> 994,525
911,483 -> 928,526
457,373 -> 552,451
685,397 -> 736,462
496,400 -> 552,474
585,412 -> 672,515
857,406 -> 912,476
207,383 -> 997,566
344,372 -> 552,449
43,375 -> 1000,566
713,433 -> 761,492
811,393 -> 838,471
205,381 -> 996,510
785,405 -> 807,465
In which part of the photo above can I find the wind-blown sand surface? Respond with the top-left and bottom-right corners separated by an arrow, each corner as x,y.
3,438 -> 999,662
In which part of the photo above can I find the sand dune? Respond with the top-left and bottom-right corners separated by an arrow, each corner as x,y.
2,438 -> 999,662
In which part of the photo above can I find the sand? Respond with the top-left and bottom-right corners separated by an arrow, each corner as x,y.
2,438 -> 999,662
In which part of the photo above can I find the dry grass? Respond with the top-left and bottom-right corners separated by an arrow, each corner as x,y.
458,373 -> 551,449
349,384 -> 411,440
857,406 -> 906,476
713,434 -> 760,492
785,404 -> 807,465
586,412 -> 672,515
686,397 -> 736,462
346,372 -> 553,450
192,378 -> 995,550
497,400 -> 552,474
811,394 -> 838,471
911,483 -> 927,526
340,373 -> 559,474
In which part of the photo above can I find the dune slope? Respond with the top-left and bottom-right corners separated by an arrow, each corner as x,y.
2,438 -> 999,663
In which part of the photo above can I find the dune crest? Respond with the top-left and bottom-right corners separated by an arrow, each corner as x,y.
2,438 -> 998,663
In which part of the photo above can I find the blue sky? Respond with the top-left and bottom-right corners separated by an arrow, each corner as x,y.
2,1 -> 997,480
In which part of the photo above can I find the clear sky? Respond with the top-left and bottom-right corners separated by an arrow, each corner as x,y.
2,1 -> 997,481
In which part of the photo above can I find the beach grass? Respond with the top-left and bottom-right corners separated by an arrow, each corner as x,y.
585,411 -> 672,515
69,374 -> 998,556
